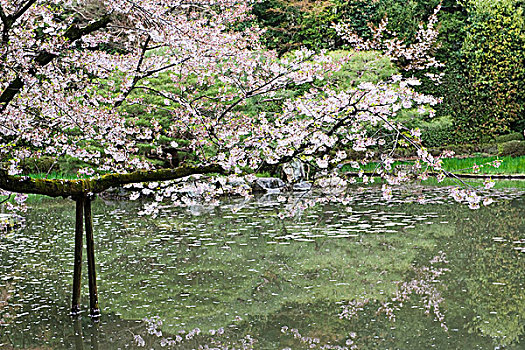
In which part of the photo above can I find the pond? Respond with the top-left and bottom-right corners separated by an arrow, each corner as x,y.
1,186 -> 524,349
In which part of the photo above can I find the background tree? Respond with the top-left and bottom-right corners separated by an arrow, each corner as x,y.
251,0 -> 524,144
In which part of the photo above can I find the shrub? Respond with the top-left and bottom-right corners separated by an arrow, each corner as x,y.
420,116 -> 455,148
451,0 -> 525,140
20,156 -> 56,174
251,0 -> 340,54
498,140 -> 525,157
495,132 -> 525,143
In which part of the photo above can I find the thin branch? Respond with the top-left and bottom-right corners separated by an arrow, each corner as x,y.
114,57 -> 190,107
11,0 -> 37,23
135,35 -> 151,73
0,193 -> 12,205
143,58 -> 190,78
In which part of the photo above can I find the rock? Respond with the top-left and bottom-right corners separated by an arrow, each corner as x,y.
293,181 -> 312,191
252,177 -> 286,193
100,186 -> 130,199
227,177 -> 248,188
187,204 -> 216,216
175,183 -> 201,197
254,193 -> 282,205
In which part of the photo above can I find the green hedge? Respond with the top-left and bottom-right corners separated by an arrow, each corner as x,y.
495,132 -> 525,143
251,0 -> 523,144
419,116 -> 455,148
498,140 -> 525,157
448,0 -> 525,140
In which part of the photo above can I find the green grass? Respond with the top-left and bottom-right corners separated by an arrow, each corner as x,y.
25,171 -> 85,180
344,175 -> 525,189
440,156 -> 524,174
342,156 -> 525,175
419,178 -> 525,189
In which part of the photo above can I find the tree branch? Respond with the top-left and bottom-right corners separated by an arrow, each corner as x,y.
0,5 -> 7,23
114,56 -> 190,107
0,13 -> 112,111
11,0 -> 37,23
0,164 -> 224,198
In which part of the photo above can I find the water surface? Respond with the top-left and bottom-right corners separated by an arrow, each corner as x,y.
1,187 -> 524,349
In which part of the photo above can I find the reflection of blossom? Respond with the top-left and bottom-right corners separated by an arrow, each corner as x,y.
483,198 -> 494,206
281,326 -> 353,350
379,253 -> 450,330
136,317 -> 256,348
134,334 -> 145,347
483,178 -> 495,190
340,253 -> 450,332
340,298 -> 371,321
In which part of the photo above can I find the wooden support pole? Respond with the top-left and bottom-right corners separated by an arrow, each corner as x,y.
84,197 -> 100,318
71,197 -> 84,315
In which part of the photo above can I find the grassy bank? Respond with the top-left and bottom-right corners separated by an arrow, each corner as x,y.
441,156 -> 524,174
342,156 -> 525,175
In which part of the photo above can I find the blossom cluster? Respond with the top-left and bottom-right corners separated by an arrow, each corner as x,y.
132,315 -> 255,349
334,4 -> 444,72
281,326 -> 357,350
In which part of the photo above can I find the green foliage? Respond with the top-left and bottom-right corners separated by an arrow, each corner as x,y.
18,155 -> 93,176
251,0 -> 443,53
498,140 -> 525,157
19,156 -> 56,174
328,50 -> 397,88
376,0 -> 442,40
251,0 -> 524,147
419,116 -> 455,148
495,132 -> 525,143
251,0 -> 340,54
331,0 -> 382,40
451,0 -> 525,140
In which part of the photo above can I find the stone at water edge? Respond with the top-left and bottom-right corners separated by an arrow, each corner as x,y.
252,178 -> 287,193
293,181 -> 312,191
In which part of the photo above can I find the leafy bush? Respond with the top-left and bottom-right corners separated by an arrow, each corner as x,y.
328,50 -> 396,88
20,157 -> 56,174
251,0 -> 340,54
498,140 -> 525,157
419,116 -> 455,148
495,132 -> 525,143
451,0 -> 525,140
251,0 -> 450,54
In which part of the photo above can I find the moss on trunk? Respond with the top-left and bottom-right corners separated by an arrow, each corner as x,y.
0,164 -> 223,198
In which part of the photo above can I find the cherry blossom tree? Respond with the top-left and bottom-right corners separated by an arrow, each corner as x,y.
0,0 -> 492,317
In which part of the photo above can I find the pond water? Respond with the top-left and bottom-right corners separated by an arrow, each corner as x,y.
1,186 -> 524,349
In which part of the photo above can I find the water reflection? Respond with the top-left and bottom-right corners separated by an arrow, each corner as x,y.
0,188 -> 523,349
